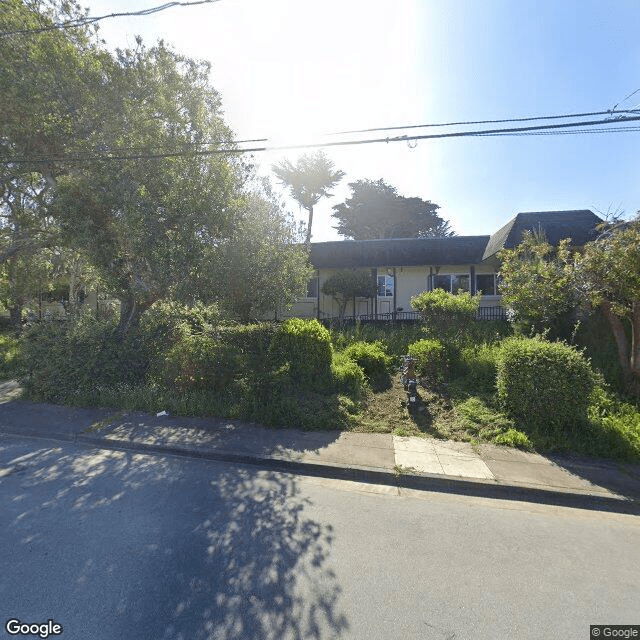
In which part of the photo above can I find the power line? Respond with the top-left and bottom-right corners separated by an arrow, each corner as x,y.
328,109 -> 640,136
2,114 -> 640,165
0,0 -> 224,37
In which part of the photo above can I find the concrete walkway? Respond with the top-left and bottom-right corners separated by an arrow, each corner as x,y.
1,382 -> 639,514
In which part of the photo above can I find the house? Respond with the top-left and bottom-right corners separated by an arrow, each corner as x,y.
283,209 -> 602,321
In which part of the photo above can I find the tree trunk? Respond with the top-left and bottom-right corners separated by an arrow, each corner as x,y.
9,304 -> 22,335
305,205 -> 314,244
600,299 -> 630,377
118,295 -> 149,339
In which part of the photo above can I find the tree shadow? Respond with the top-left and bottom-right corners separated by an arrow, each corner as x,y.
0,439 -> 349,639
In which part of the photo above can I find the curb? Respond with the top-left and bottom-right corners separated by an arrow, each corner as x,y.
1,428 -> 639,515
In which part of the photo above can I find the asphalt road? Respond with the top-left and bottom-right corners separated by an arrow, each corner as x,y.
1,434 -> 638,640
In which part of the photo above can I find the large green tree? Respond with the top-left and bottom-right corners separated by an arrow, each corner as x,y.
52,39 -> 244,334
205,181 -> 313,322
331,179 -> 452,240
0,0 -> 104,327
272,151 -> 344,244
578,218 -> 640,391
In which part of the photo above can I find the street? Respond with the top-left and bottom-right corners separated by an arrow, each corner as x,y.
1,434 -> 638,640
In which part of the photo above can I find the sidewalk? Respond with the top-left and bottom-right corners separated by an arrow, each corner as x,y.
1,381 -> 639,514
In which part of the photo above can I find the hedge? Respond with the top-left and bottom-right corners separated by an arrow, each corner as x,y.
496,336 -> 597,434
268,318 -> 333,392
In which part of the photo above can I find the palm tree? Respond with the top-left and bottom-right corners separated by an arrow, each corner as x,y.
272,150 -> 344,244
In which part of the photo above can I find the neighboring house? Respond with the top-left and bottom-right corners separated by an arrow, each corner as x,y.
283,209 -> 602,321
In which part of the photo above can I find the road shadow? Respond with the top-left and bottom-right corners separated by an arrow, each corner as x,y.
0,439 -> 349,639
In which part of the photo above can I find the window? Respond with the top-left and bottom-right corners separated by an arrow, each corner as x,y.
432,274 -> 470,294
306,277 -> 318,298
476,274 -> 496,296
377,274 -> 394,297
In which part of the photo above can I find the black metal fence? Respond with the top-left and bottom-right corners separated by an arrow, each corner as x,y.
321,306 -> 507,326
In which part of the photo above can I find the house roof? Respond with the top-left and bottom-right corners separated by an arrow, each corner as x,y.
482,210 -> 602,261
309,236 -> 491,269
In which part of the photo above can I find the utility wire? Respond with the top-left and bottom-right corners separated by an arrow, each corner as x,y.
2,114 -> 640,165
611,88 -> 640,112
328,109 -> 640,135
0,0 -> 224,37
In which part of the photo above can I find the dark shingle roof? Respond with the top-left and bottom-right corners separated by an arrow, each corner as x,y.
482,210 -> 602,260
310,236 -> 490,269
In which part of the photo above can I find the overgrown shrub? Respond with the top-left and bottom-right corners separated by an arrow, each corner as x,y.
268,318 -> 333,392
215,323 -> 276,372
0,333 -> 22,379
458,343 -> 500,392
160,334 -> 242,392
342,341 -> 392,385
496,336 -> 597,434
411,289 -> 480,343
21,314 -> 148,402
408,338 -> 449,382
332,352 -> 367,399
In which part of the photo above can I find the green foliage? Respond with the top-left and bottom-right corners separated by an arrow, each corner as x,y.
496,337 -> 597,434
268,318 -> 333,391
331,178 -> 452,240
206,186 -> 312,322
586,387 -> 640,460
454,396 -> 517,440
494,428 -> 533,449
330,322 -> 425,357
411,289 -> 480,343
498,231 -> 579,340
331,352 -> 367,399
215,323 -> 276,371
408,339 -> 449,382
458,343 -> 500,393
0,333 -> 22,379
572,308 -> 625,392
342,341 -> 392,385
21,315 -> 148,402
160,334 -> 241,392
321,270 -> 377,320
578,219 -> 640,390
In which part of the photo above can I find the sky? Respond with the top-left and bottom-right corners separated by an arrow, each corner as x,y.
84,0 -> 640,241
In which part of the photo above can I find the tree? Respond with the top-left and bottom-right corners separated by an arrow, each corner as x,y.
53,39 -> 243,335
205,182 -> 313,322
331,179 -> 453,240
578,218 -> 640,392
272,151 -> 344,244
498,230 -> 580,340
321,270 -> 377,321
0,1 -> 104,327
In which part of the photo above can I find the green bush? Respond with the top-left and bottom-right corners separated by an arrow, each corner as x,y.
0,333 -> 22,379
411,289 -> 480,343
342,341 -> 392,384
268,318 -> 333,392
458,343 -> 500,392
408,338 -> 449,382
215,323 -> 276,372
161,334 -> 242,392
21,315 -> 149,402
332,352 -> 367,399
496,337 -> 597,434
